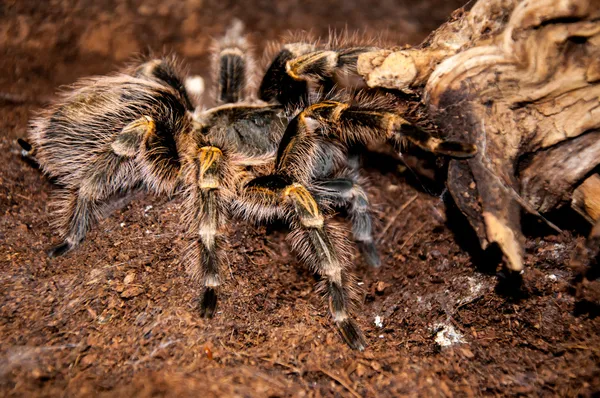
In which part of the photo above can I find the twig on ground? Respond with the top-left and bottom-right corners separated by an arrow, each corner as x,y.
318,367 -> 361,398
398,223 -> 425,252
377,194 -> 418,242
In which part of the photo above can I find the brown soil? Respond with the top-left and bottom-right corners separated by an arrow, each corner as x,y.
1,0 -> 599,396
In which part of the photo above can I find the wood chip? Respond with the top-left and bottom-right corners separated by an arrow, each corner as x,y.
120,286 -> 144,298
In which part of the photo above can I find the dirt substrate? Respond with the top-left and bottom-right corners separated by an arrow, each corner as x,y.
1,0 -> 599,396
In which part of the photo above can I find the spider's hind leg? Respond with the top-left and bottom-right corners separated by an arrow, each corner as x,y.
48,158 -> 139,258
48,183 -> 138,257
49,112 -> 182,258
131,58 -> 195,111
17,137 -> 39,167
48,188 -> 97,257
213,19 -> 253,104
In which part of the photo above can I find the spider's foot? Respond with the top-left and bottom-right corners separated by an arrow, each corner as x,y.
17,138 -> 32,154
357,240 -> 381,268
47,241 -> 73,258
435,141 -> 477,159
17,137 -> 39,167
396,122 -> 477,158
336,318 -> 366,351
200,287 -> 217,318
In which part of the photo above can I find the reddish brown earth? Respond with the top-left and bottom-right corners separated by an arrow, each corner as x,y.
1,0 -> 599,396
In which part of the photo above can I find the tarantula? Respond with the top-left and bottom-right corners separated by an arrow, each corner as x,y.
20,26 -> 475,350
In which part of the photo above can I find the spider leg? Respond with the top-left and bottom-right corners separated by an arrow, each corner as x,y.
241,175 -> 366,350
314,175 -> 380,267
50,119 -> 149,256
114,115 -> 182,194
17,137 -> 39,168
48,154 -> 140,257
260,44 -> 381,107
182,145 -> 229,318
131,58 -> 195,111
48,188 -> 98,257
271,99 -> 475,267
272,112 -> 381,266
49,113 -> 184,257
259,43 -> 315,106
216,48 -> 247,104
277,100 -> 477,160
285,47 -> 375,87
212,20 -> 252,104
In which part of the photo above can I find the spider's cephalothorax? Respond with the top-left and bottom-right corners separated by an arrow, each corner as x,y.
22,26 -> 475,350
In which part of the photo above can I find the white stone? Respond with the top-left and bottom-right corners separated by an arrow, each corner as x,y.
433,323 -> 466,347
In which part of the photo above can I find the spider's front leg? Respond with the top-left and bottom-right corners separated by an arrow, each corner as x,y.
182,145 -> 230,318
259,44 -> 377,106
241,176 -> 366,350
263,45 -> 475,157
279,99 -> 477,162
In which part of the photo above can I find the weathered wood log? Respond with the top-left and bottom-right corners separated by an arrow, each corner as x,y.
520,133 -> 600,214
572,174 -> 600,224
358,0 -> 600,271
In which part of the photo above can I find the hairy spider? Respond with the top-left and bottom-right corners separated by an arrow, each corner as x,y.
20,25 -> 475,350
